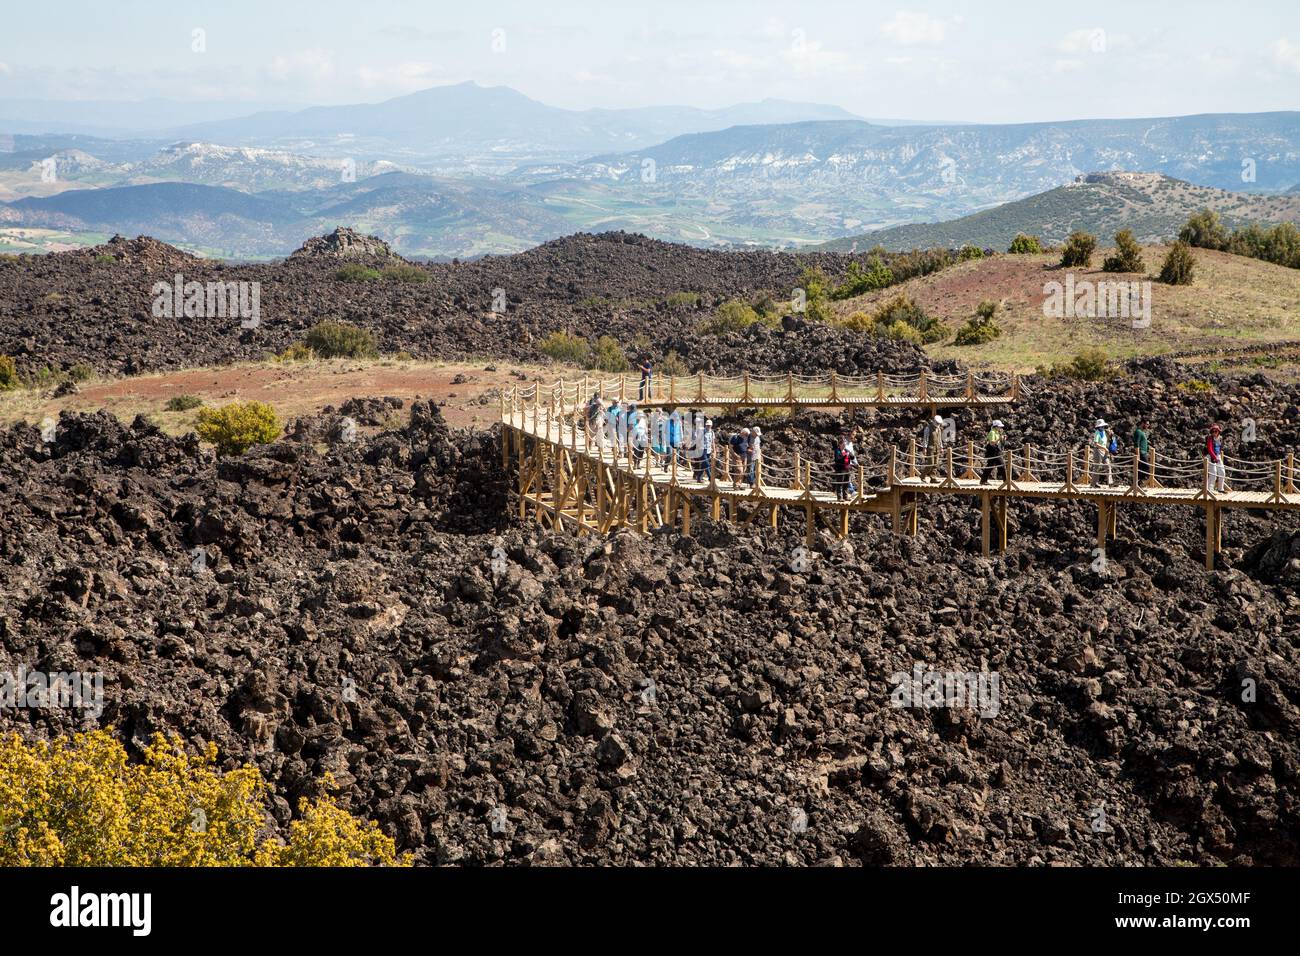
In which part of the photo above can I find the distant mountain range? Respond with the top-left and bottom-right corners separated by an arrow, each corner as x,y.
1,83 -> 1298,258
818,172 -> 1300,251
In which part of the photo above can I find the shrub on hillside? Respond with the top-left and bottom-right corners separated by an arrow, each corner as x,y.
334,263 -> 382,282
839,294 -> 945,344
589,335 -> 630,373
832,258 -> 894,299
1102,229 -> 1145,273
659,349 -> 689,377
195,400 -> 282,456
539,331 -> 591,365
957,244 -> 985,261
795,266 -> 834,322
164,395 -> 204,412
1038,348 -> 1111,381
304,320 -> 379,359
1008,233 -> 1043,254
1060,231 -> 1097,268
382,264 -> 429,284
1179,209 -> 1229,251
0,730 -> 404,866
67,363 -> 95,383
277,341 -> 315,363
0,355 -> 19,391
664,291 -> 702,308
701,299 -> 772,334
1158,240 -> 1196,285
953,300 -> 1002,345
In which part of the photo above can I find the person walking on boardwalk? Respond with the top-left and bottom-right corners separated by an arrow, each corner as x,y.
832,437 -> 853,501
981,419 -> 1006,484
605,400 -> 623,453
585,393 -> 603,443
1205,423 -> 1227,494
842,431 -> 860,495
630,408 -> 648,466
748,426 -> 762,485
667,407 -> 683,469
693,418 -> 714,481
1132,419 -> 1152,483
729,428 -> 750,489
1089,418 -> 1113,487
920,414 -> 945,481
639,359 -> 653,400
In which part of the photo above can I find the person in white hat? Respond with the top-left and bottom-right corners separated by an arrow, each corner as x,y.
920,413 -> 946,481
982,419 -> 1006,483
1089,418 -> 1113,487
747,426 -> 762,485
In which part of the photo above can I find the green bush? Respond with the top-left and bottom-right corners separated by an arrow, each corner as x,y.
795,266 -> 834,322
831,258 -> 894,299
588,335 -> 629,373
664,291 -> 702,308
1179,209 -> 1229,251
1060,231 -> 1097,268
659,350 -> 689,377
277,342 -> 315,363
839,294 -> 945,344
957,244 -> 985,261
953,300 -> 1001,345
66,363 -> 95,383
303,320 -> 379,359
1158,240 -> 1196,285
701,299 -> 773,334
165,395 -> 204,412
0,355 -> 20,391
1102,229 -> 1145,273
1008,233 -> 1043,254
539,331 -> 591,365
195,401 -> 282,456
1039,348 -> 1111,381
382,264 -> 429,284
334,264 -> 382,282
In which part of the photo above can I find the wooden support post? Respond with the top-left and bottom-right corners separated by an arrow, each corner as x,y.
829,370 -> 839,403
619,376 -> 626,403
966,369 -> 974,400
805,500 -> 815,545
962,439 -> 979,480
981,493 -> 991,556
770,503 -> 779,529
792,452 -> 802,490
1011,375 -> 1021,400
742,371 -> 751,403
1205,503 -> 1217,570
908,494 -> 919,537
786,372 -> 796,403
1065,447 -> 1075,492
888,446 -> 898,485
856,464 -> 865,502
876,371 -> 886,402
1287,453 -> 1297,494
839,507 -> 849,539
996,498 -> 1008,552
681,497 -> 691,537
696,371 -> 706,403
918,369 -> 928,402
907,439 -> 918,479
1097,500 -> 1108,549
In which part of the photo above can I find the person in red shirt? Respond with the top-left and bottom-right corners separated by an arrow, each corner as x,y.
1205,424 -> 1227,493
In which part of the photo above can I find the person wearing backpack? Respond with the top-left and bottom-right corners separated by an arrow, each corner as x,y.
729,428 -> 750,489
832,437 -> 853,501
1132,420 -> 1151,483
982,419 -> 1005,483
1205,424 -> 1227,493
1088,418 -> 1113,487
920,414 -> 945,481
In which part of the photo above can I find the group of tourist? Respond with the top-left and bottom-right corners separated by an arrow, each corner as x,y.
584,382 -> 1232,496
582,393 -> 763,487
916,413 -> 1227,491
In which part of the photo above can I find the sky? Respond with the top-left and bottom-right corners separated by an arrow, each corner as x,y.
1,0 -> 1298,123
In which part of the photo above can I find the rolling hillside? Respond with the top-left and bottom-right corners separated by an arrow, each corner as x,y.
820,173 -> 1300,251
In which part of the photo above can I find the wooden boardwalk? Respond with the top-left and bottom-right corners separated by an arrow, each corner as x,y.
502,375 -> 1299,569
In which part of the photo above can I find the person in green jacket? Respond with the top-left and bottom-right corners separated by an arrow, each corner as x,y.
1132,419 -> 1151,482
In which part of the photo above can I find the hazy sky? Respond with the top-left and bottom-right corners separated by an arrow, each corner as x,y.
2,0 -> 1298,122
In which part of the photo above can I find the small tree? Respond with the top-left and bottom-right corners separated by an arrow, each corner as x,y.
588,335 -> 629,373
0,355 -> 18,391
1179,209 -> 1229,251
953,300 -> 1002,345
1102,230 -> 1145,273
539,331 -> 591,365
1158,240 -> 1196,285
304,320 -> 379,359
795,266 -> 833,322
957,244 -> 985,261
1008,233 -> 1043,254
195,401 -> 282,456
702,299 -> 763,334
1060,231 -> 1097,268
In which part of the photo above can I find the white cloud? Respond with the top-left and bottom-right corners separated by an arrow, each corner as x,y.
880,11 -> 949,46
1272,38 -> 1300,73
355,61 -> 442,92
267,49 -> 335,83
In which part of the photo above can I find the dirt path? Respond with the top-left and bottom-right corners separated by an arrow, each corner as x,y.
0,358 -> 553,433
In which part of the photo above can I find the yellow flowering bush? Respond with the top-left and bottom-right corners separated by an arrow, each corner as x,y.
0,730 -> 406,867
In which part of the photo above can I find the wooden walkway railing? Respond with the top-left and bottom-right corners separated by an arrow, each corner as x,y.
501,378 -> 1299,570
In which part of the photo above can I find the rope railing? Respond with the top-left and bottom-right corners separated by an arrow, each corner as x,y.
508,384 -> 1300,507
